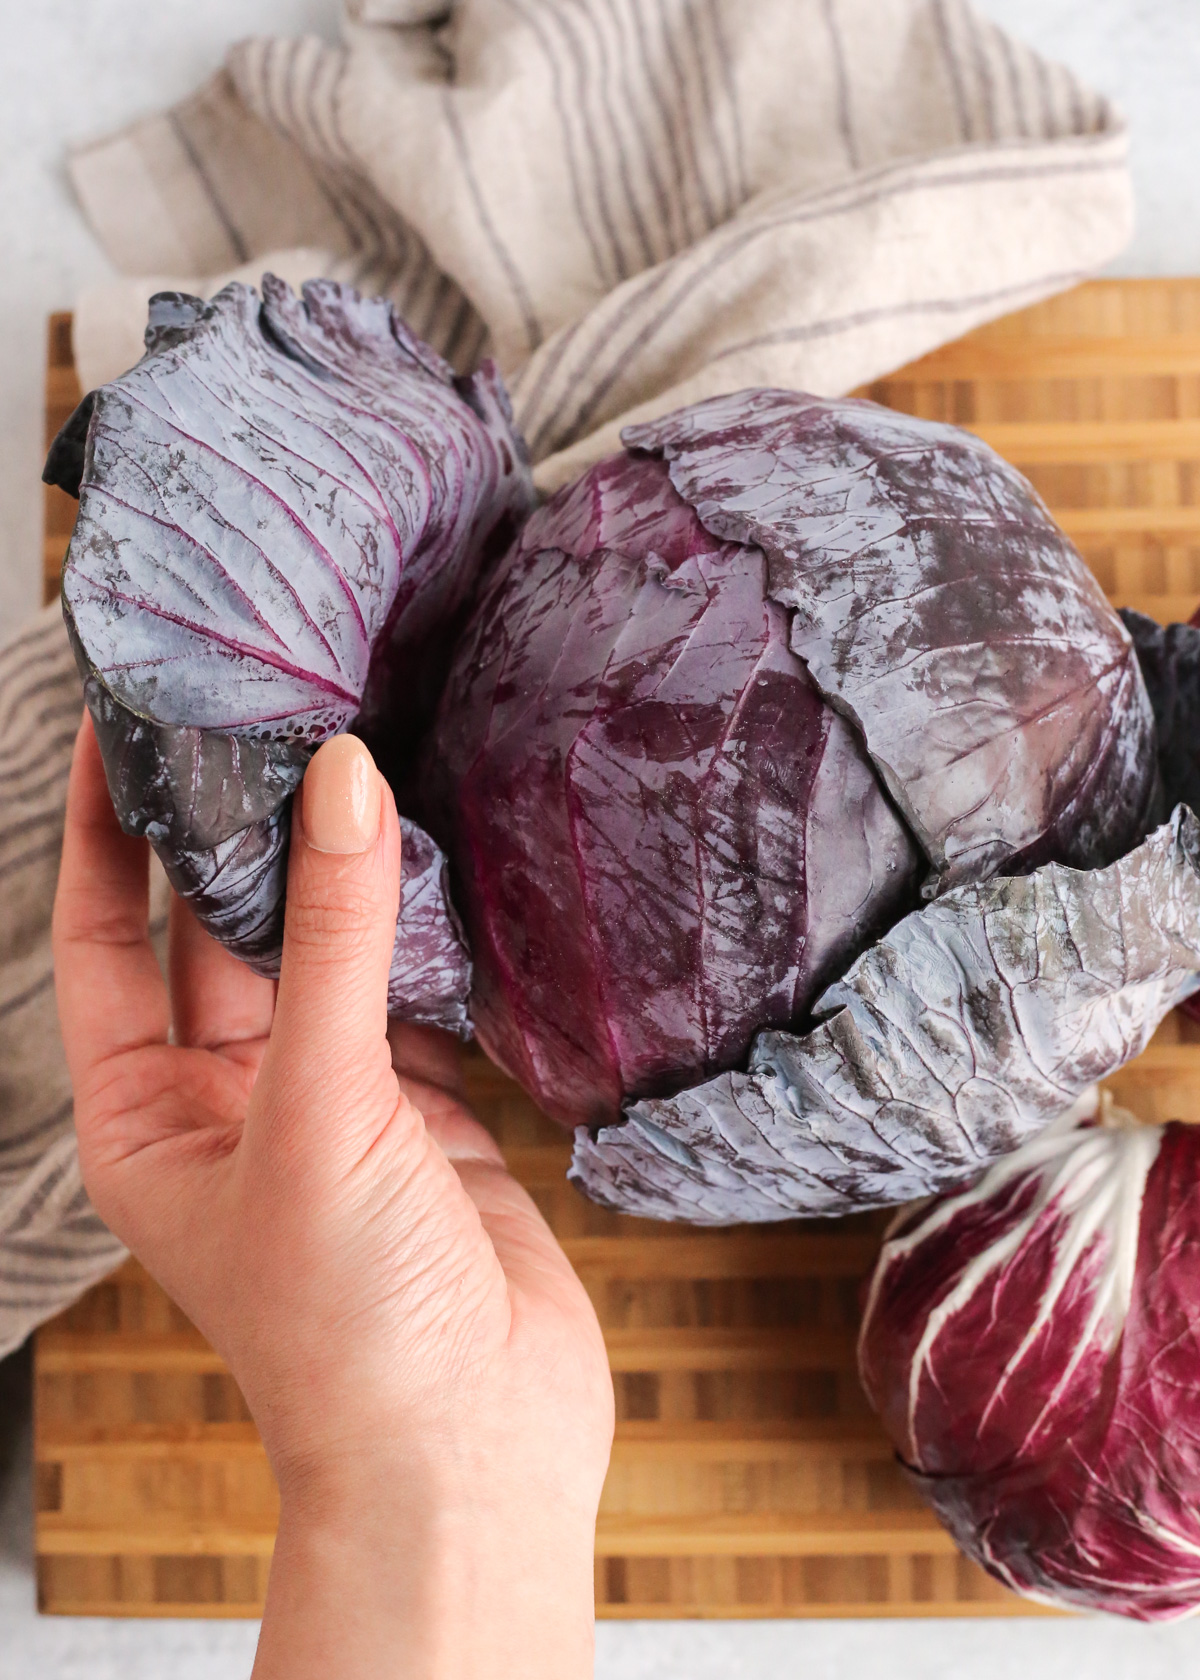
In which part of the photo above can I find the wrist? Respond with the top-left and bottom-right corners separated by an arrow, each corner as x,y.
254,1473 -> 598,1680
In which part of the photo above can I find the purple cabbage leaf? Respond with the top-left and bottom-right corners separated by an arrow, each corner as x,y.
50,276 -> 533,1031
424,449 -> 923,1125
625,392 -> 1157,889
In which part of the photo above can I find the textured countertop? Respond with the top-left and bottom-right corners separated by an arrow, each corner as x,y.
4,0 -> 1200,1673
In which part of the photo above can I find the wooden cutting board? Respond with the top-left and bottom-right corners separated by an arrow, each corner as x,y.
34,278 -> 1200,1619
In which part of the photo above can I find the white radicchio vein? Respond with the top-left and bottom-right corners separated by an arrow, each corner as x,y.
570,810 -> 1200,1223
857,1092 -> 1159,1463
1123,1511 -> 1200,1568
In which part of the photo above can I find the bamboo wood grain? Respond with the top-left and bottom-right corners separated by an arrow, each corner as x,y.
595,1603 -> 1060,1621
33,1597 -> 1056,1622
560,1233 -> 882,1277
1057,509 -> 1200,535
42,314 -> 81,604
883,336 -> 1200,380
38,1323 -> 863,1374
35,278 -> 1200,1621
591,1512 -> 957,1558
39,1512 -> 957,1562
968,419 -> 1200,463
37,1422 -> 893,1464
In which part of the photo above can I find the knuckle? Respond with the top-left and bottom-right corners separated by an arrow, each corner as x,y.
53,888 -> 144,950
284,885 -> 383,953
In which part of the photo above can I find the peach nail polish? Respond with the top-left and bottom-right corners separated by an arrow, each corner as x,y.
301,736 -> 382,854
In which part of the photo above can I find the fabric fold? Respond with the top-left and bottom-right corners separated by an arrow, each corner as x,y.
68,0 -> 1132,483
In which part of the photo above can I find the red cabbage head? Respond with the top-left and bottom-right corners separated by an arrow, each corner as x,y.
426,389 -> 1169,1191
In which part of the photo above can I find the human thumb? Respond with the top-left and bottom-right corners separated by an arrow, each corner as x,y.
255,734 -> 402,1145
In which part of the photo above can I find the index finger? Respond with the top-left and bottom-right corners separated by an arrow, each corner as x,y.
52,712 -> 169,1089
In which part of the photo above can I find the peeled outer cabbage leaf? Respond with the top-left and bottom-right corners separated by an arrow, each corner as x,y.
52,276 -> 533,1030
857,1097 -> 1200,1621
569,808 -> 1200,1222
426,389 -> 1158,1132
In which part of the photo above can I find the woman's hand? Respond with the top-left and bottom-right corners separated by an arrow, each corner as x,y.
53,716 -> 614,1679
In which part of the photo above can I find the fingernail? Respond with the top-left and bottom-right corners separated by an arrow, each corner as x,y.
301,736 -> 382,854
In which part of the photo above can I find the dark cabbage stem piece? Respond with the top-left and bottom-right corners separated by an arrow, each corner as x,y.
426,388 -> 1160,1147
1125,610 -> 1200,1031
50,277 -> 534,1033
858,1096 -> 1200,1620
1119,611 -> 1200,824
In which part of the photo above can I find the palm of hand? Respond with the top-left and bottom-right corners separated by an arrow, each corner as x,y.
55,723 -> 613,1522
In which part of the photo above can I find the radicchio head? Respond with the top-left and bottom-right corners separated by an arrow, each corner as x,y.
858,1096 -> 1200,1621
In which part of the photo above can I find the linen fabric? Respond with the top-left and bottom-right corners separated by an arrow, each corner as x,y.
0,612 -> 126,1356
70,0 -> 1132,486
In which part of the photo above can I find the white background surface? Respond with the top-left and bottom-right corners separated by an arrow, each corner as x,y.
2,1 -> 1200,1674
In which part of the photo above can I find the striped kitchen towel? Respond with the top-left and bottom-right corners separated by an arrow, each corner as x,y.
0,611 -> 126,1356
2,0 -> 1132,1353
69,0 -> 1131,489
